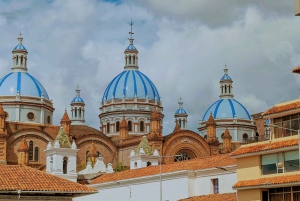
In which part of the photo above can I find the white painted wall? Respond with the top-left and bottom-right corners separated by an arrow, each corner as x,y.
74,168 -> 237,201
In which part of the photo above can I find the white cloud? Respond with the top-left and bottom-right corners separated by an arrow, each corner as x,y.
0,1 -> 299,134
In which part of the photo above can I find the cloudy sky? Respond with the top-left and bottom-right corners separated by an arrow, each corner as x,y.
0,0 -> 299,134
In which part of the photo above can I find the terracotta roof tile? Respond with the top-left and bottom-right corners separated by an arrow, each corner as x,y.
230,136 -> 298,157
0,165 -> 97,193
179,193 -> 236,201
91,154 -> 236,184
233,174 -> 300,188
263,100 -> 300,115
292,66 -> 300,74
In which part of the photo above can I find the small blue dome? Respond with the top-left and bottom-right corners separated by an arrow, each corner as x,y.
13,44 -> 27,51
220,74 -> 232,80
126,44 -> 137,50
175,108 -> 187,114
202,99 -> 250,121
0,72 -> 49,99
102,70 -> 160,102
72,96 -> 84,103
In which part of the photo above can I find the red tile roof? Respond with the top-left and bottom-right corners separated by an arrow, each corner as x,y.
292,66 -> 300,74
233,174 -> 300,188
230,137 -> 298,157
91,154 -> 236,184
179,193 -> 236,201
0,165 -> 97,194
263,100 -> 300,115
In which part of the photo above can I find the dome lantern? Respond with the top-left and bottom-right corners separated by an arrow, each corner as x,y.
174,97 -> 188,129
219,64 -> 233,99
124,20 -> 139,70
12,33 -> 28,72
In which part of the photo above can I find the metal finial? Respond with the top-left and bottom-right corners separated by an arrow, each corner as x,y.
129,19 -> 134,37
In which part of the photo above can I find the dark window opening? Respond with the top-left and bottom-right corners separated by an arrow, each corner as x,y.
116,121 -> 120,132
34,147 -> 39,161
140,121 -> 144,132
29,141 -> 33,161
128,121 -> 132,131
63,156 -> 68,174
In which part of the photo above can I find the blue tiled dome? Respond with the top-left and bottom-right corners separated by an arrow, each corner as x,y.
102,70 -> 160,102
0,72 -> 49,99
220,74 -> 232,80
126,44 -> 137,50
13,44 -> 27,51
72,96 -> 84,103
175,108 -> 187,114
202,99 -> 250,121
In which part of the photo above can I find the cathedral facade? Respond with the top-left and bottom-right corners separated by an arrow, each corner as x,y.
0,30 -> 256,170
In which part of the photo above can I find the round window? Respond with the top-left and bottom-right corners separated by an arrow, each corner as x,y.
4,111 -> 9,119
27,112 -> 35,121
47,116 -> 51,124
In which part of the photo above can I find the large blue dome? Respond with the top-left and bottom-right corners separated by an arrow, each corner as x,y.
0,72 -> 49,99
102,70 -> 160,102
202,99 -> 251,121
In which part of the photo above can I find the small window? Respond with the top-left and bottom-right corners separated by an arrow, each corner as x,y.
212,179 -> 219,194
27,112 -> 35,121
262,153 -> 282,175
129,56 -> 131,64
63,156 -> 68,174
116,121 -> 120,132
20,56 -> 23,64
4,111 -> 9,119
128,121 -> 132,131
29,141 -> 33,161
134,162 -> 137,167
34,147 -> 39,161
284,150 -> 299,172
179,119 -> 182,127
133,56 -> 135,64
147,161 -> 151,166
140,121 -> 144,132
243,133 -> 248,139
107,122 -> 110,133
16,56 -> 19,65
47,116 -> 51,124
75,108 -> 77,117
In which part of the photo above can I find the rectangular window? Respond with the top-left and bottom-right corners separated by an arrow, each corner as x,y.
282,121 -> 291,137
212,179 -> 219,194
262,154 -> 277,175
291,119 -> 299,136
285,150 -> 299,172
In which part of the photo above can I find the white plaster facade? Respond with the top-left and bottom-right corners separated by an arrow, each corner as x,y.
74,165 -> 236,201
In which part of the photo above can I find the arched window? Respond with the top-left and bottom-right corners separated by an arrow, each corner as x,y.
129,56 -> 131,64
183,120 -> 186,128
147,161 -> 151,166
128,121 -> 132,131
225,85 -> 227,93
107,122 -> 110,133
29,141 -> 33,161
34,147 -> 39,161
79,108 -> 81,118
174,153 -> 191,162
63,157 -> 68,174
179,119 -> 182,127
229,86 -> 231,93
20,56 -> 23,65
75,108 -> 77,117
116,121 -> 120,132
133,56 -> 135,64
16,56 -> 19,65
134,162 -> 137,167
25,58 -> 27,67
140,121 -> 144,132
